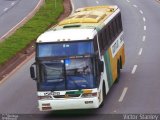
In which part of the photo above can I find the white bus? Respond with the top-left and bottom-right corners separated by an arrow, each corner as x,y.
30,6 -> 125,111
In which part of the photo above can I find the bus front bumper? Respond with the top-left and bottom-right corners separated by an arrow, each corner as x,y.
38,97 -> 100,111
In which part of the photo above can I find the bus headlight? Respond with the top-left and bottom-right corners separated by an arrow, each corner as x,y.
38,95 -> 52,100
81,92 -> 97,98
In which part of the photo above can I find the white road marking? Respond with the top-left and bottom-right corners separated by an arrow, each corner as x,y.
138,48 -> 143,56
11,2 -> 15,6
132,65 -> 138,74
119,87 -> 128,102
113,110 -> 117,113
144,26 -> 146,31
96,1 -> 99,4
126,0 -> 130,2
142,35 -> 146,42
3,8 -> 8,12
0,0 -> 43,41
133,5 -> 137,8
143,17 -> 146,22
140,10 -> 143,14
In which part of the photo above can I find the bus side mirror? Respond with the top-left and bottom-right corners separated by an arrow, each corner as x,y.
98,60 -> 104,73
30,63 -> 37,80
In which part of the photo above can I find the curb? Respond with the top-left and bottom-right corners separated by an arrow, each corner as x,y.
0,53 -> 35,85
0,0 -> 44,42
0,0 -> 72,84
0,0 -> 44,84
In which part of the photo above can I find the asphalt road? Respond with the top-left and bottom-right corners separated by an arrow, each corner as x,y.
0,0 -> 20,16
0,0 -> 40,40
0,0 -> 160,119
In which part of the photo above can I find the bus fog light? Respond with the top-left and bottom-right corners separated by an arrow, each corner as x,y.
42,103 -> 51,107
42,106 -> 52,111
42,103 -> 52,110
38,96 -> 52,100
81,92 -> 97,98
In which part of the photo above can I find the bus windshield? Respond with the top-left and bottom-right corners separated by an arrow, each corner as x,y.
37,41 -> 94,57
38,58 -> 96,91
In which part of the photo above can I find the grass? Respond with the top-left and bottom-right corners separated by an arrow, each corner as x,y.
0,0 -> 64,65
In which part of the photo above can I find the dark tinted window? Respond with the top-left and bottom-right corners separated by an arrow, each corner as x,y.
106,26 -> 111,47
98,32 -> 103,51
96,12 -> 123,54
113,19 -> 118,36
102,29 -> 107,48
118,13 -> 123,32
93,36 -> 98,52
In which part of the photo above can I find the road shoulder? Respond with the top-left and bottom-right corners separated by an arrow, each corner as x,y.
0,0 -> 72,83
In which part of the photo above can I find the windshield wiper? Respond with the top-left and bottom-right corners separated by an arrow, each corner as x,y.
66,66 -> 91,75
47,78 -> 64,82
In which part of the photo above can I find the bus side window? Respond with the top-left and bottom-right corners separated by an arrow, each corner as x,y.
98,32 -> 104,52
93,36 -> 98,53
111,21 -> 116,38
113,19 -> 118,37
108,24 -> 113,42
118,13 -> 123,31
115,15 -> 120,34
105,26 -> 110,48
102,29 -> 107,49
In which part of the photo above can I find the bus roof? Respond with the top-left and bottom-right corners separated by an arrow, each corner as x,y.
37,6 -> 120,43
59,6 -> 118,25
37,28 -> 96,43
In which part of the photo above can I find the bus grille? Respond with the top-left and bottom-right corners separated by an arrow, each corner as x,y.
54,94 -> 81,98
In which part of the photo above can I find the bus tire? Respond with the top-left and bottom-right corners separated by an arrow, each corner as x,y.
115,60 -> 120,83
99,83 -> 106,108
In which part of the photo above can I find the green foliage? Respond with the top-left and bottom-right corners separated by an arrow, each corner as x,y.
0,0 -> 64,65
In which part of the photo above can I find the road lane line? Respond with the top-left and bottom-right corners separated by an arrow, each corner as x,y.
143,17 -> 146,22
3,8 -> 8,12
140,10 -> 143,14
133,5 -> 137,8
0,0 -> 44,41
142,35 -> 146,42
119,87 -> 128,102
144,26 -> 146,31
126,0 -> 130,2
138,48 -> 143,56
96,1 -> 99,4
132,65 -> 138,74
11,2 -> 15,6
113,110 -> 117,113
